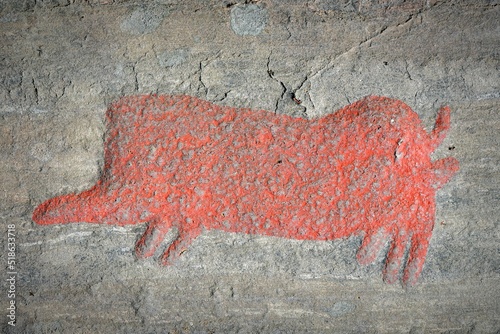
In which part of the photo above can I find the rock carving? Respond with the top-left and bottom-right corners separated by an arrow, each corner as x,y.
33,95 -> 459,286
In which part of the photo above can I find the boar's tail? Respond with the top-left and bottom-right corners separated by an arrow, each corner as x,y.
32,183 -> 107,225
429,105 -> 452,152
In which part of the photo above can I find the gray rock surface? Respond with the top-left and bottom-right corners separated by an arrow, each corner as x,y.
230,4 -> 268,36
1,0 -> 499,332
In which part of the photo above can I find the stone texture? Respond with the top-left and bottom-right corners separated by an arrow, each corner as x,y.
0,0 -> 499,333
230,4 -> 268,36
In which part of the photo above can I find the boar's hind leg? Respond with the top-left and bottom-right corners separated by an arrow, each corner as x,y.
160,225 -> 202,266
135,217 -> 172,259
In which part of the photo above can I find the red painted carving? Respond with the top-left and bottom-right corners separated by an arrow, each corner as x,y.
33,95 -> 459,286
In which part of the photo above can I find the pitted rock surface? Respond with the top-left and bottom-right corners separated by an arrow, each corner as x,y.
33,95 -> 458,286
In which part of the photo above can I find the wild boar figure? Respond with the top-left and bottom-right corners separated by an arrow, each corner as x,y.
33,95 -> 459,286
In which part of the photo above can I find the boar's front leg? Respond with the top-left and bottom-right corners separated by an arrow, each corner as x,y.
402,231 -> 432,287
356,223 -> 434,287
356,228 -> 391,266
383,229 -> 411,284
356,227 -> 412,284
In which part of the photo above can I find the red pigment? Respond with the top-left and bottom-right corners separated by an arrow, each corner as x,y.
32,95 -> 459,286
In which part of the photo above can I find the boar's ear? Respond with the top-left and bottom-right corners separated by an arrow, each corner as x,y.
430,106 -> 451,151
432,157 -> 459,190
